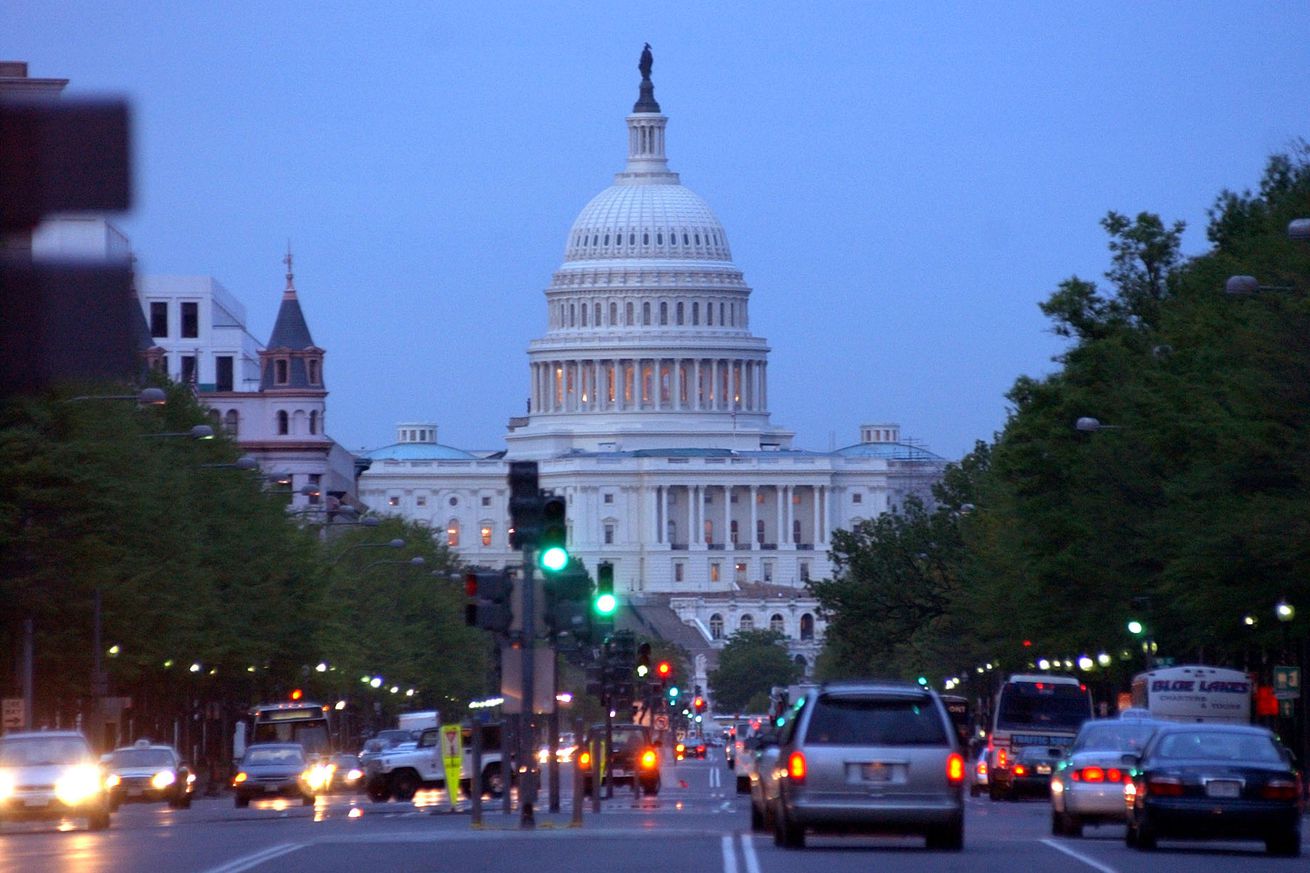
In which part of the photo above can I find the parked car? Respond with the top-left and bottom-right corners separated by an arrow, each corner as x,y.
1124,723 -> 1302,856
103,739 -> 195,810
767,680 -> 966,850
1050,717 -> 1161,836
0,730 -> 111,830
578,723 -> 660,796
231,743 -> 316,808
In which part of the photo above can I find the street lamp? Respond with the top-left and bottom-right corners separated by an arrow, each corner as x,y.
1224,275 -> 1295,296
1287,218 -> 1310,243
1075,416 -> 1122,432
145,424 -> 214,440
65,387 -> 167,405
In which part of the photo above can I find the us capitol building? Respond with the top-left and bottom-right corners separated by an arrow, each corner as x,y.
357,49 -> 947,682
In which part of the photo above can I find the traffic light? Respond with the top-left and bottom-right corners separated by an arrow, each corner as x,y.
636,642 -> 652,678
656,660 -> 672,685
692,694 -> 706,715
507,461 -> 542,549
537,494 -> 568,573
594,561 -> 617,617
464,568 -> 513,633
667,685 -> 679,705
544,560 -> 592,640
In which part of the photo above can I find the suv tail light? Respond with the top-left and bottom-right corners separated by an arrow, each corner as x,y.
947,752 -> 965,784
640,749 -> 658,770
787,751 -> 806,784
996,747 -> 1008,770
578,750 -> 591,771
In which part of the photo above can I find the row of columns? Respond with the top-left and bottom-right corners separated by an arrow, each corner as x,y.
651,483 -> 829,548
532,357 -> 767,414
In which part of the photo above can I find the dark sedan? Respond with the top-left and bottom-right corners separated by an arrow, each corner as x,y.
231,743 -> 315,807
1125,723 -> 1302,856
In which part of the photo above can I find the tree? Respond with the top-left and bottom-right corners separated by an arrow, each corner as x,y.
708,629 -> 801,714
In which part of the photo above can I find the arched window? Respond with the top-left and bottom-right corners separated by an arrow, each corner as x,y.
643,302 -> 651,325
223,409 -> 239,436
609,302 -> 617,325
676,302 -> 684,325
446,519 -> 460,548
739,614 -> 754,631
792,519 -> 802,544
480,525 -> 492,547
800,613 -> 815,641
659,302 -> 668,325
770,613 -> 785,634
625,301 -> 634,325
276,410 -> 288,435
709,614 -> 724,640
309,411 -> 318,435
692,302 -> 699,325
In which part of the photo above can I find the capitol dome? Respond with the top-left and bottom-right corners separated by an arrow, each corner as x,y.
564,183 -> 733,264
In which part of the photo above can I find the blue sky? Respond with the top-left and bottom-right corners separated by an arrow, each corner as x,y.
9,3 -> 1308,459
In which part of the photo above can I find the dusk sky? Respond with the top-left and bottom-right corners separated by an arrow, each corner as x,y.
10,3 -> 1308,459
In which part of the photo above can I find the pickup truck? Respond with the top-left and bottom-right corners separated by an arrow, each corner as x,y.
364,723 -> 509,802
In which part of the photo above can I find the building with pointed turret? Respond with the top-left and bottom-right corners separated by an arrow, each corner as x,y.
139,252 -> 359,512
357,50 -> 949,690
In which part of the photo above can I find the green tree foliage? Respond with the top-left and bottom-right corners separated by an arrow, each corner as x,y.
708,629 -> 801,714
814,142 -> 1310,693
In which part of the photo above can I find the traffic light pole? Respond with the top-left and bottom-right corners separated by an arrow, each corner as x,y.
520,554 -> 537,828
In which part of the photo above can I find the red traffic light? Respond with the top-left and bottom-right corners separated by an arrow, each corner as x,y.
290,688 -> 303,701
656,661 -> 672,679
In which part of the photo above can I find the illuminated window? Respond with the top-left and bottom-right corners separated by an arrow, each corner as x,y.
446,520 -> 460,547
710,562 -> 720,582
704,520 -> 714,544
481,525 -> 492,546
388,496 -> 399,507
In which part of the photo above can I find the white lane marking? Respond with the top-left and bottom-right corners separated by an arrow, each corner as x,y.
721,834 -> 738,873
740,834 -> 762,873
202,842 -> 303,873
719,800 -> 735,813
1040,838 -> 1121,873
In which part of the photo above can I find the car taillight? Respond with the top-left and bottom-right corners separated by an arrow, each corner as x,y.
640,749 -> 658,770
787,751 -> 806,783
947,753 -> 965,784
1013,764 -> 1027,776
578,751 -> 591,771
975,759 -> 987,777
1076,766 -> 1123,783
1261,780 -> 1299,801
996,747 -> 1008,769
1147,776 -> 1184,796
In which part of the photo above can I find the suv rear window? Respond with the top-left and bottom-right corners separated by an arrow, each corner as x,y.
805,696 -> 949,746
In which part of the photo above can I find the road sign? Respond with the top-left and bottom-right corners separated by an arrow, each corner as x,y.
654,714 -> 670,732
1274,666 -> 1301,699
2,698 -> 22,729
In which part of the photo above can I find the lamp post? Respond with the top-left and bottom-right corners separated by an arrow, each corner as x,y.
65,387 -> 166,405
144,424 -> 214,440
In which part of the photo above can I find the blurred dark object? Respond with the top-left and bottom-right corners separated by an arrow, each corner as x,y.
0,97 -> 134,396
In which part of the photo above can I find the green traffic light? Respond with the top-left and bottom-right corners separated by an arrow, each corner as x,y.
538,545 -> 569,573
668,685 -> 679,698
595,592 -> 617,616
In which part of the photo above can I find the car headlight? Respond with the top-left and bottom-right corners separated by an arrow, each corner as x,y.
233,772 -> 248,785
0,772 -> 14,801
54,765 -> 104,806
151,770 -> 177,790
105,773 -> 122,790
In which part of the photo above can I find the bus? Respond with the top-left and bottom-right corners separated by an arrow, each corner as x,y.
1130,664 -> 1252,724
986,674 -> 1093,801
238,701 -> 334,761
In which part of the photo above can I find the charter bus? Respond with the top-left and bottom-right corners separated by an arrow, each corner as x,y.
986,674 -> 1093,800
1130,664 -> 1252,724
237,701 -> 335,761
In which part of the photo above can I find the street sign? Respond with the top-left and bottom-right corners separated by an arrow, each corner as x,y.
2,698 -> 22,729
1274,666 -> 1301,700
654,714 -> 670,732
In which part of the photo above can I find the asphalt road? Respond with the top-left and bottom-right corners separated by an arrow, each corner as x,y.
1,757 -> 1304,873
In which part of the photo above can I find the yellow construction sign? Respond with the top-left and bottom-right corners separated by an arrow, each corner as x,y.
440,724 -> 462,810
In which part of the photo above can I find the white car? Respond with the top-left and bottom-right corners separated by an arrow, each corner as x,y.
1050,718 -> 1161,836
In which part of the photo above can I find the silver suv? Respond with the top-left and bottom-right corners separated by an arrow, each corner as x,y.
767,681 -> 966,850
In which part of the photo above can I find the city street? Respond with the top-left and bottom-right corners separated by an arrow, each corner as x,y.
1,757 -> 1303,873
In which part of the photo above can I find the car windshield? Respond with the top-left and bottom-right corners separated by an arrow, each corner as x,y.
805,695 -> 949,746
110,748 -> 176,767
610,727 -> 649,749
0,736 -> 90,766
1153,731 -> 1283,763
244,746 -> 305,766
1072,722 -> 1157,753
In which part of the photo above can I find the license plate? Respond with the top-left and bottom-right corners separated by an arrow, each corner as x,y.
861,763 -> 890,782
612,768 -> 628,777
22,798 -> 49,808
1036,764 -> 1052,775
128,787 -> 143,797
1206,781 -> 1240,798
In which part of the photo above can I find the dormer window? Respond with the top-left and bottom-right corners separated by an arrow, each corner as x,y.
275,358 -> 289,385
307,358 -> 321,385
